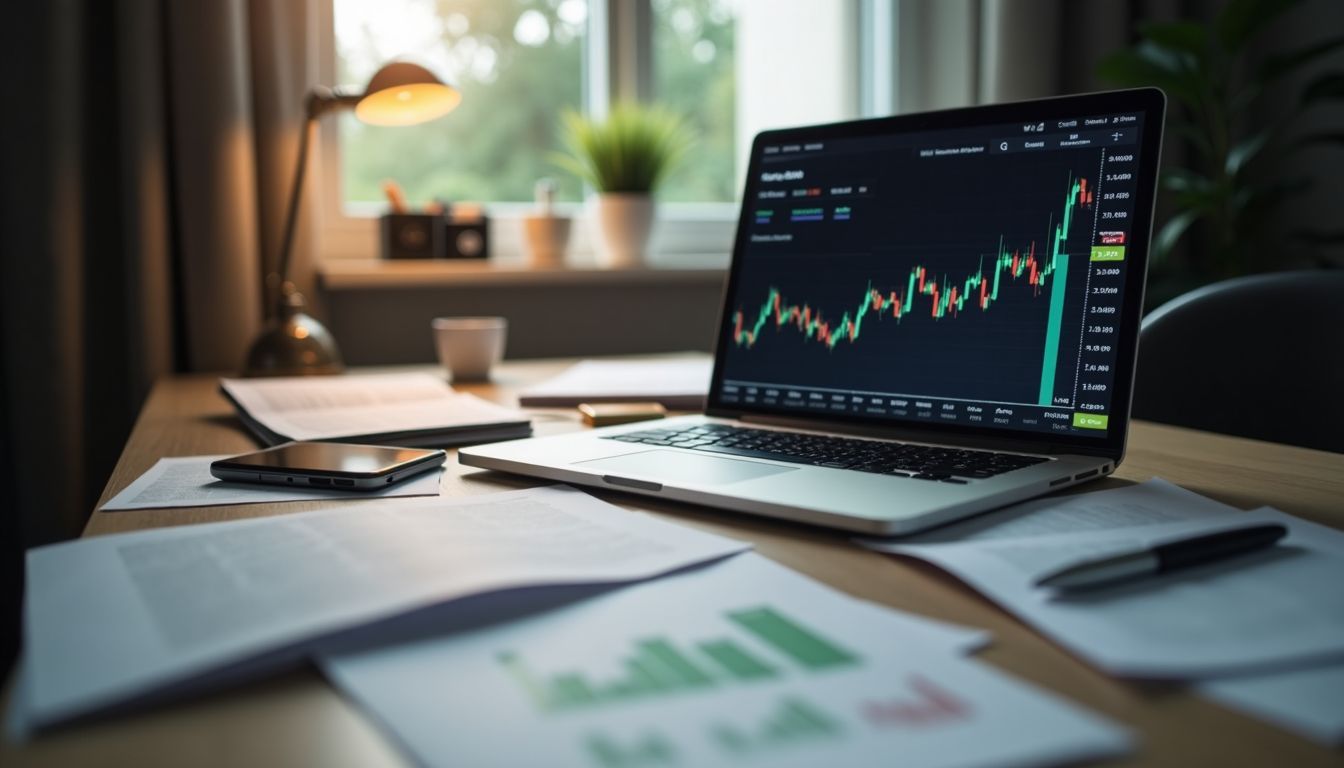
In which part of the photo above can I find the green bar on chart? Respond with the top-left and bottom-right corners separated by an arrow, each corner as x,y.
496,651 -> 551,710
768,697 -> 841,739
551,673 -> 596,707
1037,252 -> 1069,406
622,657 -> 671,694
586,732 -> 678,768
727,607 -> 858,670
637,639 -> 716,687
699,640 -> 777,681
709,697 -> 842,757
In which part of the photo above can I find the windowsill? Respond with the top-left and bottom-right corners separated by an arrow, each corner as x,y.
318,254 -> 731,290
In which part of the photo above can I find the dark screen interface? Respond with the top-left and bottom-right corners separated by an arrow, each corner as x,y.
719,110 -> 1146,439
227,443 -> 427,473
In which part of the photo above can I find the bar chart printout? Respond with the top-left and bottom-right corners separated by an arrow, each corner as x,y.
497,606 -> 858,712
319,555 -> 1132,768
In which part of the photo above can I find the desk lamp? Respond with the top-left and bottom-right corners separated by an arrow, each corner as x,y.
243,61 -> 461,376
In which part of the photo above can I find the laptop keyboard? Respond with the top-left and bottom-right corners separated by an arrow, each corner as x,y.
602,424 -> 1049,483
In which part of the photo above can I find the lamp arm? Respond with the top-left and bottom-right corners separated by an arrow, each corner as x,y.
270,111 -> 313,318
268,88 -> 360,318
307,86 -> 361,119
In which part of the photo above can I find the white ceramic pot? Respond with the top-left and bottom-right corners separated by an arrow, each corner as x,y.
521,214 -> 572,267
591,193 -> 654,268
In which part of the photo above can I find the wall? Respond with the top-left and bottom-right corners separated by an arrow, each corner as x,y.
321,264 -> 728,364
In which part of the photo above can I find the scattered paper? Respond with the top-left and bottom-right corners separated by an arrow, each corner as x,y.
898,478 -> 1231,543
860,482 -> 1344,678
99,455 -> 443,511
1200,662 -> 1344,746
321,553 -> 1129,768
519,358 -> 712,409
20,486 -> 748,731
220,373 -> 530,446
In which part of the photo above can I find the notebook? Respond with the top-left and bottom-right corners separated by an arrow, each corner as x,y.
220,372 -> 531,448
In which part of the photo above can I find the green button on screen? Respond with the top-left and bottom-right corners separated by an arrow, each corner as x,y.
1089,246 -> 1125,261
1072,413 -> 1109,430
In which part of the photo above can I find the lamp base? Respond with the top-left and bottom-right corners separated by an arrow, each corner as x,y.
243,292 -> 344,377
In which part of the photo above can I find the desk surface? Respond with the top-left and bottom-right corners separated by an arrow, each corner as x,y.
6,359 -> 1343,767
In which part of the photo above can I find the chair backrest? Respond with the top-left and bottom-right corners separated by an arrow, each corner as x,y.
1132,270 -> 1344,453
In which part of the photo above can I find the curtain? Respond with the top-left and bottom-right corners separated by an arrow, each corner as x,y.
0,0 -> 320,671
1,0 -> 178,671
892,0 -> 1184,113
892,0 -> 1344,286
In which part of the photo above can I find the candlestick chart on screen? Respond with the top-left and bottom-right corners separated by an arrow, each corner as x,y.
721,161 -> 1102,406
715,103 -> 1145,437
732,175 -> 1089,350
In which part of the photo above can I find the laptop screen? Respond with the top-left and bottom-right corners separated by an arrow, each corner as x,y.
712,90 -> 1164,451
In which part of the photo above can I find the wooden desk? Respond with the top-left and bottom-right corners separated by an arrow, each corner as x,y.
5,359 -> 1343,767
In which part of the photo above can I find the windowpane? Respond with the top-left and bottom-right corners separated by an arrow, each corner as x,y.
334,0 -> 587,207
652,0 -> 738,203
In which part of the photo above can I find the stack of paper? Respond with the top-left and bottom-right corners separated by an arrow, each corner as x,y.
14,487 -> 746,733
860,479 -> 1344,745
320,553 -> 1132,768
220,372 -> 531,447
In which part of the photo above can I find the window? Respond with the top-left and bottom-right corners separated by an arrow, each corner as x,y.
651,0 -> 737,203
334,0 -> 589,205
319,0 -> 887,260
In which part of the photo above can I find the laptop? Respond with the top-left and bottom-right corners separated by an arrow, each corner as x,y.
462,88 -> 1166,534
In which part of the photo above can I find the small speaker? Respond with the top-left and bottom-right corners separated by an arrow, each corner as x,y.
444,218 -> 489,259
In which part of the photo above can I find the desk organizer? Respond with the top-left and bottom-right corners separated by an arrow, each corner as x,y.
380,213 -> 445,260
444,215 -> 489,259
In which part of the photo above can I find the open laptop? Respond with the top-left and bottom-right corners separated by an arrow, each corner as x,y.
462,88 -> 1166,534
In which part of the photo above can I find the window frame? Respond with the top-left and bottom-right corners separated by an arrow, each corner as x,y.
313,0 -> 892,263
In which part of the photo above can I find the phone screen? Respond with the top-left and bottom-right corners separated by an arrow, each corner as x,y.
220,443 -> 437,475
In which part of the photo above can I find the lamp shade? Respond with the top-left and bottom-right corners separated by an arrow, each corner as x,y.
355,61 -> 461,126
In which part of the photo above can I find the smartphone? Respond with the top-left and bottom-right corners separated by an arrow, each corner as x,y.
210,442 -> 446,490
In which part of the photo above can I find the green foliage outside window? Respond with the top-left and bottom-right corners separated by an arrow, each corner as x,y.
339,0 -> 587,206
336,0 -> 738,208
653,0 -> 738,202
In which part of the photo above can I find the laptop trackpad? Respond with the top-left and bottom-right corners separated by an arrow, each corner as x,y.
575,450 -> 796,485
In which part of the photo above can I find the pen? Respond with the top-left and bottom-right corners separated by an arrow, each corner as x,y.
1035,523 -> 1288,592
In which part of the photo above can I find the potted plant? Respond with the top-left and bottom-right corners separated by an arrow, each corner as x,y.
555,104 -> 693,267
1097,0 -> 1344,308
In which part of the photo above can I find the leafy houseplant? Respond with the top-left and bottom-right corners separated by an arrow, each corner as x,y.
555,105 -> 693,266
1097,0 -> 1344,305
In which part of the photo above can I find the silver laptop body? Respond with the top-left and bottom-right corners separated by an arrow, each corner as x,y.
462,89 -> 1166,535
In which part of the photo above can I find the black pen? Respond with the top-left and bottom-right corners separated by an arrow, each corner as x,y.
1035,523 -> 1288,592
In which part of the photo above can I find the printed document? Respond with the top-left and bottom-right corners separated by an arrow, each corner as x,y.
861,481 -> 1344,677
20,486 -> 747,731
1200,661 -> 1344,746
100,455 -> 442,510
895,478 -> 1232,543
320,553 -> 1129,768
518,358 -> 713,409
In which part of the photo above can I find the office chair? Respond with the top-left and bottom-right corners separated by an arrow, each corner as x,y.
1131,269 -> 1344,453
